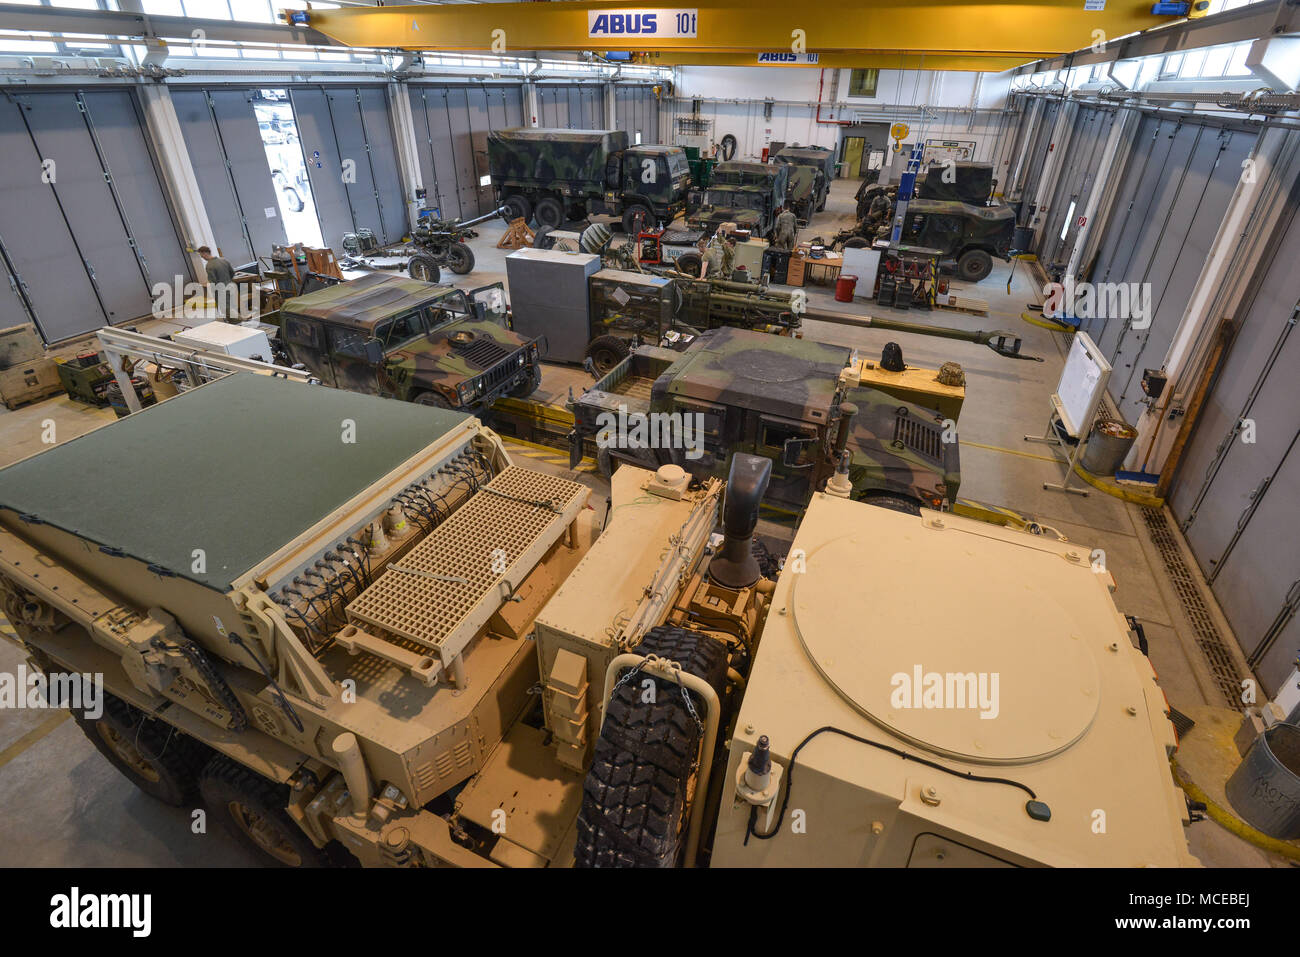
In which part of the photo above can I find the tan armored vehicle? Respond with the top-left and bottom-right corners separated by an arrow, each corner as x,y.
0,375 -> 1197,867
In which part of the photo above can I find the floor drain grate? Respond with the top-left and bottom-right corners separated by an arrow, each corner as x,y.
1141,507 -> 1244,708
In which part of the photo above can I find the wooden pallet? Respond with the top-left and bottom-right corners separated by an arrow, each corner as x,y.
936,295 -> 989,316
2,381 -> 62,411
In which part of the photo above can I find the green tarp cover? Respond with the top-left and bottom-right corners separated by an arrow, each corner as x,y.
0,374 -> 466,592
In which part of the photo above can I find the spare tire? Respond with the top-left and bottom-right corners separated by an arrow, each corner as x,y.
674,251 -> 704,277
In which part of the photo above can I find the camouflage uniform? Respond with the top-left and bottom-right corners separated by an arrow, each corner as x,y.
705,235 -> 736,279
771,209 -> 798,251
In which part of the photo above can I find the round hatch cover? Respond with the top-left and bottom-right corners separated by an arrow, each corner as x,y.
791,534 -> 1100,765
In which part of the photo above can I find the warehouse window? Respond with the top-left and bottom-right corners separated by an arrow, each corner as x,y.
848,69 -> 879,98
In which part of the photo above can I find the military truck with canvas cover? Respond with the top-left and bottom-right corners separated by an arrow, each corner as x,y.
567,327 -> 959,514
686,161 -> 789,239
279,272 -> 539,411
486,128 -> 691,233
0,374 -> 1200,869
773,146 -> 835,222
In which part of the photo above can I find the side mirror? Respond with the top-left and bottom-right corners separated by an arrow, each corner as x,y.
364,338 -> 384,364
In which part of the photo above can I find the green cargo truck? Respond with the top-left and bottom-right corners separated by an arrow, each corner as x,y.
486,128 -> 691,233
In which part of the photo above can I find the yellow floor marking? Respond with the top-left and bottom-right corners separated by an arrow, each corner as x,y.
961,439 -> 1062,464
0,711 -> 70,771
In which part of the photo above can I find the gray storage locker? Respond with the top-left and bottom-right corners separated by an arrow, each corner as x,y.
1169,192 -> 1300,695
505,249 -> 601,363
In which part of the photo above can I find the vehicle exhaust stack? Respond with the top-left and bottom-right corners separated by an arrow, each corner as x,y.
710,453 -> 772,590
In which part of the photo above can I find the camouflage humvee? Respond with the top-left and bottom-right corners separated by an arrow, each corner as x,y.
686,161 -> 790,239
773,146 -> 835,222
567,326 -> 958,514
486,128 -> 691,234
279,273 -> 539,410
834,196 -> 1016,283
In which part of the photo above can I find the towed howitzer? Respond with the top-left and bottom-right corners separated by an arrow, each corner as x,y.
404,206 -> 510,283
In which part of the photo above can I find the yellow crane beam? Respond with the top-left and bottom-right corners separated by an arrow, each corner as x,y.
298,0 -> 1174,56
628,51 -> 1038,72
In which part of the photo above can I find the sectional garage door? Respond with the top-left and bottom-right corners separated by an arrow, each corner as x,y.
408,84 -> 526,221
1036,105 -> 1118,268
1078,115 -> 1257,426
614,85 -> 660,144
536,84 -> 603,130
0,89 -> 189,343
290,86 -> 408,249
1169,187 -> 1300,696
172,88 -> 287,265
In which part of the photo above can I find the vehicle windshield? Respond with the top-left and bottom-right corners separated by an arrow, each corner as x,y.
704,188 -> 759,209
667,152 -> 690,178
375,294 -> 470,351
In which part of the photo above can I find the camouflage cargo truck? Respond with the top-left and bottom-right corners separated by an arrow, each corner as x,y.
686,161 -> 790,239
486,128 -> 691,233
773,145 -> 835,222
568,327 -> 959,514
279,272 -> 540,411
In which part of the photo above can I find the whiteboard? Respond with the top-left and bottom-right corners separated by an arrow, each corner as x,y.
1054,332 -> 1111,438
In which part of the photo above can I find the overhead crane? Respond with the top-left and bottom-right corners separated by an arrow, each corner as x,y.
298,0 -> 1183,63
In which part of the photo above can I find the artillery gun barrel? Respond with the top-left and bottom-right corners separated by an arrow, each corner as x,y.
802,305 -> 1042,361
454,206 -> 509,229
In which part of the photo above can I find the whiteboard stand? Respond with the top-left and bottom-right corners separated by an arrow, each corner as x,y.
1024,332 -> 1111,497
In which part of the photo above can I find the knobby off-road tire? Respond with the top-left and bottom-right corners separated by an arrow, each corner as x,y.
574,625 -> 729,868
199,754 -> 332,867
74,691 -> 211,807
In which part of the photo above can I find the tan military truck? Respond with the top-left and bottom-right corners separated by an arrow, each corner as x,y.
0,374 -> 1198,867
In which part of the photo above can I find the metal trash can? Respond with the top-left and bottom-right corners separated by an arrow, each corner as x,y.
1081,420 -> 1138,476
1225,722 -> 1300,839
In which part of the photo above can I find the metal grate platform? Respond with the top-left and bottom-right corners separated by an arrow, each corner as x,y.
1140,507 -> 1245,708
346,466 -> 588,663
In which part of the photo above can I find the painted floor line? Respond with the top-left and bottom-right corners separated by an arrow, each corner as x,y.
961,439 -> 1063,464
0,711 -> 70,771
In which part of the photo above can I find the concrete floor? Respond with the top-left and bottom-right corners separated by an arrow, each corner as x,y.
0,176 -> 1288,867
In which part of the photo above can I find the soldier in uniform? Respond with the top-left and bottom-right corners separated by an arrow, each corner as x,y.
865,190 -> 895,238
771,205 -> 798,251
703,226 -> 737,279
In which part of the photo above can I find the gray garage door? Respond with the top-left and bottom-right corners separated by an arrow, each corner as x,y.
1036,105 -> 1117,268
536,84 -> 603,130
1169,189 -> 1300,696
408,84 -> 526,221
1079,116 -> 1256,426
615,85 -> 660,144
172,88 -> 286,265
1014,98 -> 1060,220
290,86 -> 407,249
0,89 -> 188,343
